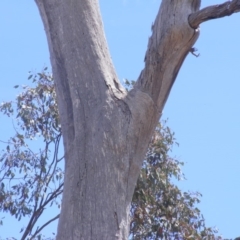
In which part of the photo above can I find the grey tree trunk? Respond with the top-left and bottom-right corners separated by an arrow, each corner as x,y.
35,0 -> 200,239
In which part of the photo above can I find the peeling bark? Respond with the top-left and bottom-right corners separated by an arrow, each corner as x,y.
34,0 -> 239,239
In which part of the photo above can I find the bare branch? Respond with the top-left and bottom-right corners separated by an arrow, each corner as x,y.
189,0 -> 240,28
20,182 -> 63,240
44,134 -> 61,190
31,214 -> 60,240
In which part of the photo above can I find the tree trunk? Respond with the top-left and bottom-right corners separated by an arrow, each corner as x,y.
35,0 -> 200,239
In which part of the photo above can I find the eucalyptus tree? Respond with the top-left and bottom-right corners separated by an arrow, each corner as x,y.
3,0 -> 240,239
0,73 -> 220,239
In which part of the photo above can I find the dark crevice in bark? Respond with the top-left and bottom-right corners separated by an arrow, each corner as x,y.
114,211 -> 119,229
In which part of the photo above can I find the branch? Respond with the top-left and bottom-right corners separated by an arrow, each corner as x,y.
20,183 -> 63,240
34,0 -> 124,142
133,0 -> 200,111
189,0 -> 240,28
31,214 -> 60,240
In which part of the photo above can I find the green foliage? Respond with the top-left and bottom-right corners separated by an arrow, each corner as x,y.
0,71 -> 224,239
123,78 -> 135,91
130,122 -> 221,239
0,69 -> 63,239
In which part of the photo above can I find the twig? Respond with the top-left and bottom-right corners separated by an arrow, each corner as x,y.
189,47 -> 200,57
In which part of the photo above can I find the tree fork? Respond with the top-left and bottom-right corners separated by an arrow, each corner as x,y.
34,0 -> 239,239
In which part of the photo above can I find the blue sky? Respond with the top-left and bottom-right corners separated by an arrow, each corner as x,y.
1,0 -> 240,239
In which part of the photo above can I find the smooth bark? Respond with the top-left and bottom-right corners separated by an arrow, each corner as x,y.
34,0 -> 239,239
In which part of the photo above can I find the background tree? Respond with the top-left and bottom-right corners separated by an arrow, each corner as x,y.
0,71 -> 63,240
130,124 -> 219,240
0,72 -> 222,239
